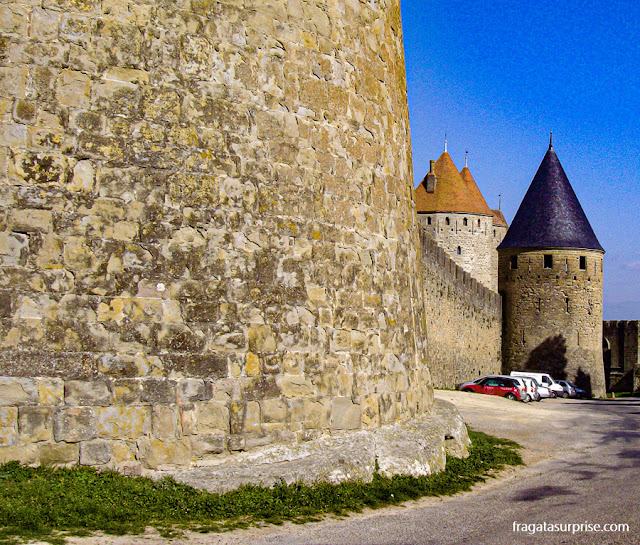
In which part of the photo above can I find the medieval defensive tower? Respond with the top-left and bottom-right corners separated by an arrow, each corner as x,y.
415,150 -> 497,290
0,0 -> 433,470
498,139 -> 606,397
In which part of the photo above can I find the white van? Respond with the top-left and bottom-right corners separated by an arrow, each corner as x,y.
510,371 -> 565,397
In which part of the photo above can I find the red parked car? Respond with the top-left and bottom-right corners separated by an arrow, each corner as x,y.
459,376 -> 523,401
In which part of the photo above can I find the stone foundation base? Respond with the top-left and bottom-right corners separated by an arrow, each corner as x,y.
164,398 -> 469,494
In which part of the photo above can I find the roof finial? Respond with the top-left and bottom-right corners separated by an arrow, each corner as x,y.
549,131 -> 553,151
464,150 -> 468,168
498,193 -> 502,211
444,133 -> 447,153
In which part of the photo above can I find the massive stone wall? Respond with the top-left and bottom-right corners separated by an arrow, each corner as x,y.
418,213 -> 497,291
499,248 -> 606,396
0,0 -> 432,470
603,321 -> 640,393
419,231 -> 502,389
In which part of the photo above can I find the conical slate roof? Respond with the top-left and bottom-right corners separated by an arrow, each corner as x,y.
498,144 -> 603,251
459,164 -> 494,216
415,152 -> 493,215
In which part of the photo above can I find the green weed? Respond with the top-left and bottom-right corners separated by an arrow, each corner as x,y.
0,430 -> 522,543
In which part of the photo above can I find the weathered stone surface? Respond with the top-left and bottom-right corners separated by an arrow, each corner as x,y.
196,401 -> 229,434
152,405 -> 177,440
141,379 -> 176,404
80,440 -> 111,465
53,407 -> 97,442
0,378 -> 38,406
0,444 -> 38,464
138,438 -> 191,469
38,378 -> 65,406
39,442 -> 80,466
177,378 -> 208,402
167,402 -> 468,494
97,406 -> 149,439
65,380 -> 111,406
330,397 -> 362,430
0,407 -> 18,446
18,406 -> 53,443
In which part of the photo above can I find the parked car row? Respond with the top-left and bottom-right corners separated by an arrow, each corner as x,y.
458,371 -> 588,402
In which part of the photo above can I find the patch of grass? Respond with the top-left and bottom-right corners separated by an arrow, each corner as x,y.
0,430 -> 522,544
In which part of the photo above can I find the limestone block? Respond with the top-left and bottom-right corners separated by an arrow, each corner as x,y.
248,324 -> 276,352
35,234 -> 64,269
112,379 -> 142,404
361,394 -> 380,427
110,440 -> 136,464
80,440 -> 111,465
18,406 -> 53,442
57,70 -> 91,108
180,405 -> 197,436
53,407 -> 97,442
245,352 -> 261,376
69,159 -> 95,191
152,405 -> 177,440
0,67 -> 28,99
0,444 -> 38,464
141,379 -> 176,404
190,433 -> 226,456
177,378 -> 208,402
38,378 -> 65,406
261,398 -> 287,423
280,374 -> 314,397
138,438 -> 191,469
39,442 -> 79,466
65,380 -> 111,406
290,399 -> 330,429
196,401 -> 229,433
0,407 -> 18,446
97,406 -> 149,439
0,378 -> 38,406
330,397 -> 362,430
9,209 -> 52,233
0,122 -> 27,147
245,401 -> 261,433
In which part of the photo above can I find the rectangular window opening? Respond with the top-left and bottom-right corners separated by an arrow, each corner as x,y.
544,254 -> 553,269
510,255 -> 518,269
579,256 -> 586,270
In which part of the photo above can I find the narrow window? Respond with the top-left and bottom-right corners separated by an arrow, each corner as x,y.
463,217 -> 468,226
566,297 -> 570,312
457,246 -> 462,255
579,256 -> 586,270
565,258 -> 568,272
544,254 -> 553,269
427,216 -> 431,225
510,255 -> 518,269
445,217 -> 450,225
522,330 -> 526,345
477,219 -> 481,227
537,298 -> 541,313
577,331 -> 580,346
493,229 -> 496,237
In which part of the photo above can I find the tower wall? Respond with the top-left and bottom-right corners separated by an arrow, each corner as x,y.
0,0 -> 432,470
499,248 -> 605,396
418,212 -> 496,290
603,321 -> 640,393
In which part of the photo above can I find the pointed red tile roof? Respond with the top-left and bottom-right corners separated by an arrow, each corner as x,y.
415,152 -> 493,215
459,165 -> 494,216
491,209 -> 508,228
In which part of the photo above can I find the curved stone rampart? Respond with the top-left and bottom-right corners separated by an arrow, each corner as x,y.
0,0 -> 432,470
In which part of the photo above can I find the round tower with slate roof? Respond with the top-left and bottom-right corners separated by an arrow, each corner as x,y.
415,149 -> 498,290
498,137 -> 606,397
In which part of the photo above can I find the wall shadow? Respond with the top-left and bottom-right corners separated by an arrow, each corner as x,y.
521,334 -> 568,379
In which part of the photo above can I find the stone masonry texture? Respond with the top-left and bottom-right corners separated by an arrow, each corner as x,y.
0,0 -> 434,471
420,231 -> 501,389
603,321 -> 640,393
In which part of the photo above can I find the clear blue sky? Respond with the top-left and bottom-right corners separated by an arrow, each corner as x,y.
401,0 -> 640,320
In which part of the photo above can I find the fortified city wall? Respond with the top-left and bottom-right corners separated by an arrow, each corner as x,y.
0,0 -> 434,471
419,230 -> 502,389
418,213 -> 497,291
